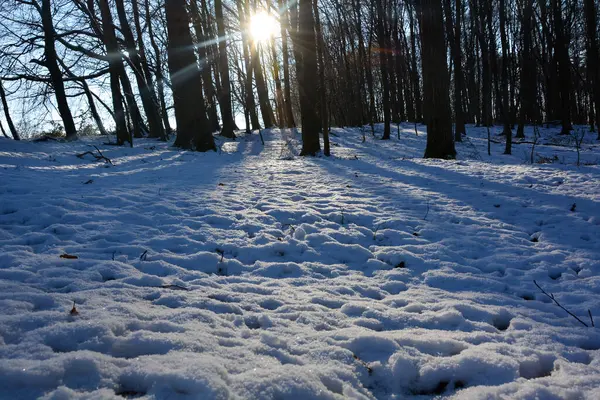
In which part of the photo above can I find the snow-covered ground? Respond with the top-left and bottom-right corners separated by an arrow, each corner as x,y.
0,124 -> 599,399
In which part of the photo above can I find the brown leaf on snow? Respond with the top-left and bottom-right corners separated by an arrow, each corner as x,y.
60,254 -> 78,259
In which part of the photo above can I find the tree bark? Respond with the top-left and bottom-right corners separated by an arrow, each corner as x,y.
419,0 -> 456,159
115,0 -> 165,140
298,0 -> 321,155
453,0 -> 465,140
500,0 -> 512,154
98,0 -> 129,145
214,0 -> 236,138
517,0 -> 534,138
41,0 -> 77,140
585,0 -> 600,137
552,0 -> 572,134
0,80 -> 19,140
376,0 -> 391,139
145,0 -> 172,136
409,4 -> 422,123
165,0 -> 215,151
279,0 -> 296,128
314,0 -> 330,155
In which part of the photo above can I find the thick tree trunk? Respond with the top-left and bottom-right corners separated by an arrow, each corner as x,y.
165,0 -> 215,151
517,0 -> 534,138
419,0 -> 456,159
41,0 -> 77,140
298,0 -> 321,155
552,0 -> 572,134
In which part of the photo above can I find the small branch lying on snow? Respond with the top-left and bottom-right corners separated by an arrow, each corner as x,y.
533,280 -> 590,327
76,145 -> 113,165
353,354 -> 373,374
161,284 -> 191,291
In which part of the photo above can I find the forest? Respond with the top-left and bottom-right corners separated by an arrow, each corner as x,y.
1,1 -> 600,398
1,0 -> 598,157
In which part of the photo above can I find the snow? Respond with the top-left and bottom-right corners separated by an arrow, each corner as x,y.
0,124 -> 599,399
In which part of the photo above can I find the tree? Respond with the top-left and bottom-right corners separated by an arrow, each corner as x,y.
165,0 -> 215,151
115,0 -> 165,141
41,0 -> 77,140
552,0 -> 573,134
297,0 -> 321,155
0,80 -> 19,140
376,0 -> 391,140
585,0 -> 600,137
453,0 -> 466,140
214,0 -> 236,138
279,0 -> 296,128
500,0 -> 512,154
98,0 -> 130,146
419,0 -> 456,159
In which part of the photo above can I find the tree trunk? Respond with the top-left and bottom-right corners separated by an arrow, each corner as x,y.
0,80 -> 19,140
99,0 -> 129,145
145,0 -> 172,136
189,0 -> 220,132
585,0 -> 600,137
409,5 -> 422,122
376,0 -> 391,139
419,0 -> 456,159
115,0 -> 165,141
500,0 -> 512,154
517,0 -> 534,138
252,45 -> 275,128
165,0 -> 215,151
454,0 -> 465,140
214,0 -> 236,138
279,0 -> 296,127
298,0 -> 321,155
314,0 -> 330,155
552,0 -> 572,134
41,0 -> 77,140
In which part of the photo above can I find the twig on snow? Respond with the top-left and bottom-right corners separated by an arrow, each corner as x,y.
353,354 -> 373,374
533,280 -> 589,327
161,284 -> 191,291
589,310 -> 595,327
76,145 -> 113,165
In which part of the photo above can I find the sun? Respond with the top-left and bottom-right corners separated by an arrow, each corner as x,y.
249,12 -> 279,43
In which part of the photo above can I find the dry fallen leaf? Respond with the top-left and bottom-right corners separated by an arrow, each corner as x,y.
60,254 -> 78,259
70,301 -> 79,316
